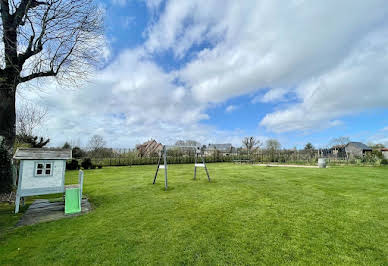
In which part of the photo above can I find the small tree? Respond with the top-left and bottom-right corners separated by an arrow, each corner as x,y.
88,135 -> 106,158
304,142 -> 315,161
175,140 -> 185,146
266,139 -> 281,151
16,102 -> 47,137
62,142 -> 71,149
304,142 -> 314,150
72,146 -> 85,159
14,101 -> 49,149
265,139 -> 281,162
185,140 -> 200,147
175,140 -> 200,147
368,143 -> 385,150
88,135 -> 106,150
242,137 -> 261,157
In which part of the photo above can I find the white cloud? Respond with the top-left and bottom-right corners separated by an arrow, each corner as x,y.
367,132 -> 388,146
144,1 -> 385,100
111,0 -> 128,6
260,28 -> 388,132
121,16 -> 135,28
143,0 -> 388,131
16,0 -> 388,147
225,105 -> 238,113
252,88 -> 288,103
143,0 -> 164,10
18,48 -> 251,147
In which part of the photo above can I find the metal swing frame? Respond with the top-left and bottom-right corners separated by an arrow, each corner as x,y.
153,145 -> 211,190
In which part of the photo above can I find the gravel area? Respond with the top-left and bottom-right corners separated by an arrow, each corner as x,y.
256,164 -> 322,168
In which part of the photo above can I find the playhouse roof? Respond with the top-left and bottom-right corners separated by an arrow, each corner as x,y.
13,148 -> 72,160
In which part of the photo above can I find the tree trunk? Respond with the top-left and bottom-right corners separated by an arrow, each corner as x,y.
0,82 -> 16,193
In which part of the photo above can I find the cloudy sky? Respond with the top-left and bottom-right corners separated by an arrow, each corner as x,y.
18,0 -> 388,148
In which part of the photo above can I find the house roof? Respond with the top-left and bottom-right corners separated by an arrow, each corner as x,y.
331,144 -> 345,149
346,142 -> 372,151
13,148 -> 72,160
208,144 -> 232,151
136,139 -> 163,156
380,148 -> 388,151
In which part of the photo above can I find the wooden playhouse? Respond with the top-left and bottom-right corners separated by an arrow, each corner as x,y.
13,148 -> 75,213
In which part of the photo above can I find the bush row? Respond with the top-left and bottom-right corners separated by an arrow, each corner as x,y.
66,158 -> 103,170
67,155 -> 388,168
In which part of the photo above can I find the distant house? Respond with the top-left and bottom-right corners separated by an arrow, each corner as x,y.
381,148 -> 388,159
205,143 -> 235,156
329,144 -> 346,157
345,142 -> 372,158
136,139 -> 163,157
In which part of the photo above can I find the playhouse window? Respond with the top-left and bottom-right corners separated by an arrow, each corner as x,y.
35,162 -> 53,177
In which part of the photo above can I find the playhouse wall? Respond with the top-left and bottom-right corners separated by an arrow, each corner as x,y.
21,160 -> 65,190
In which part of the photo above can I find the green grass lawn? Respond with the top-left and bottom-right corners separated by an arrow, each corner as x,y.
1,164 -> 387,265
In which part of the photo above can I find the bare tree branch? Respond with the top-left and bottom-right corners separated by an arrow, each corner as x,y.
1,0 -> 104,86
19,69 -> 55,82
13,0 -> 47,28
242,136 -> 261,154
16,100 -> 47,136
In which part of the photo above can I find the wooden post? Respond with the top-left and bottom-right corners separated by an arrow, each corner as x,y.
163,148 -> 168,190
194,153 -> 197,180
153,149 -> 162,184
202,155 -> 211,182
78,170 -> 84,199
14,161 -> 24,214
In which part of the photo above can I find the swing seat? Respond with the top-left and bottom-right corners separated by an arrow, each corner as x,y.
65,187 -> 81,214
195,163 -> 205,167
159,165 -> 166,169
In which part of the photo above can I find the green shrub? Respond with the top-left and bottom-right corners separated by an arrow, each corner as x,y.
380,159 -> 388,165
349,159 -> 357,164
361,154 -> 377,164
97,164 -> 103,169
0,139 -> 13,193
81,158 -> 93,169
66,159 -> 80,170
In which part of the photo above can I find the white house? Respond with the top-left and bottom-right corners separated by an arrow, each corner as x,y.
381,148 -> 388,159
13,148 -> 72,213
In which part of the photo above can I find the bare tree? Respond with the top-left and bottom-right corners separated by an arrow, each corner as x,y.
0,0 -> 104,190
14,101 -> 49,148
265,139 -> 281,151
242,136 -> 261,156
88,134 -> 106,151
175,140 -> 185,146
265,138 -> 281,161
329,136 -> 350,147
185,140 -> 200,147
16,101 -> 47,137
265,139 -> 281,161
175,140 -> 200,147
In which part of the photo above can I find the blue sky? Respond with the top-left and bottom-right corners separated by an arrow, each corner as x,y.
22,0 -> 388,148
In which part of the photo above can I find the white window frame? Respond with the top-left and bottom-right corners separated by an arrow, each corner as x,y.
34,161 -> 54,177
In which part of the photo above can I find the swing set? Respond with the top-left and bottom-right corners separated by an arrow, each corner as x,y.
153,145 -> 211,190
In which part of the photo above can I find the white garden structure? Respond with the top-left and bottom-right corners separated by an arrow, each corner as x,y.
153,145 -> 210,190
13,148 -> 73,213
